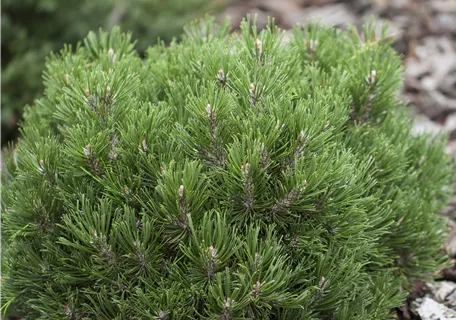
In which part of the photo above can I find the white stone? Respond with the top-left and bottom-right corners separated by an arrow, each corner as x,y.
416,297 -> 456,320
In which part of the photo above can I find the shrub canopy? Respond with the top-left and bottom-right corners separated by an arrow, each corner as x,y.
1,17 -> 453,319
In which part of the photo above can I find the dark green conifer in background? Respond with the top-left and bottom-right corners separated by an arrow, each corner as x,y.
1,0 -> 220,144
1,17 -> 453,319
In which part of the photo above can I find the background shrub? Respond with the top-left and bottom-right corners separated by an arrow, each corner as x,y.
1,0 -> 220,144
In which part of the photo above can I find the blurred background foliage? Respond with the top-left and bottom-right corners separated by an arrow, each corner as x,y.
1,0 -> 223,145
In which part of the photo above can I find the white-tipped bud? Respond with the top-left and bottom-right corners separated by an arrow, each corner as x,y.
209,245 -> 217,258
218,68 -> 224,78
251,281 -> 262,296
178,185 -> 184,198
310,39 -> 318,51
323,121 -> 330,131
108,48 -> 114,58
225,298 -> 231,309
38,159 -> 45,174
83,144 -> 91,156
366,70 -> 377,85
255,38 -> 263,55
244,162 -> 250,175
64,74 -> 70,83
249,84 -> 257,105
106,86 -> 111,96
142,139 -> 148,152
84,88 -> 90,97
206,104 -> 211,117
319,276 -> 326,288
64,305 -> 71,315
217,68 -> 227,86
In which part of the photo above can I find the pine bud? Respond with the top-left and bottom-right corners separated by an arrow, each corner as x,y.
108,48 -> 117,63
136,217 -> 142,229
366,70 -> 377,85
249,83 -> 256,105
209,245 -> 217,259
217,68 -> 227,86
106,86 -> 111,96
206,104 -> 211,118
276,120 -> 285,130
371,70 -> 376,82
310,39 -> 318,51
251,281 -> 262,297
243,162 -> 250,175
38,159 -> 45,174
300,130 -> 306,140
84,88 -> 90,97
178,185 -> 184,198
260,143 -> 269,168
63,305 -> 71,315
319,276 -> 327,291
225,297 -> 231,309
64,74 -> 70,83
323,121 -> 330,132
139,139 -> 148,153
255,39 -> 263,55
83,144 -> 91,157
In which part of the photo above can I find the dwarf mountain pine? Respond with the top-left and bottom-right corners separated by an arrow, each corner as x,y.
1,17 -> 454,319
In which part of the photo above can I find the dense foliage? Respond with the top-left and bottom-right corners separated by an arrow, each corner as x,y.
1,17 -> 453,319
1,0 -> 219,144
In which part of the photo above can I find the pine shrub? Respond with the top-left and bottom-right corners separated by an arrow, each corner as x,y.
1,17 -> 454,319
